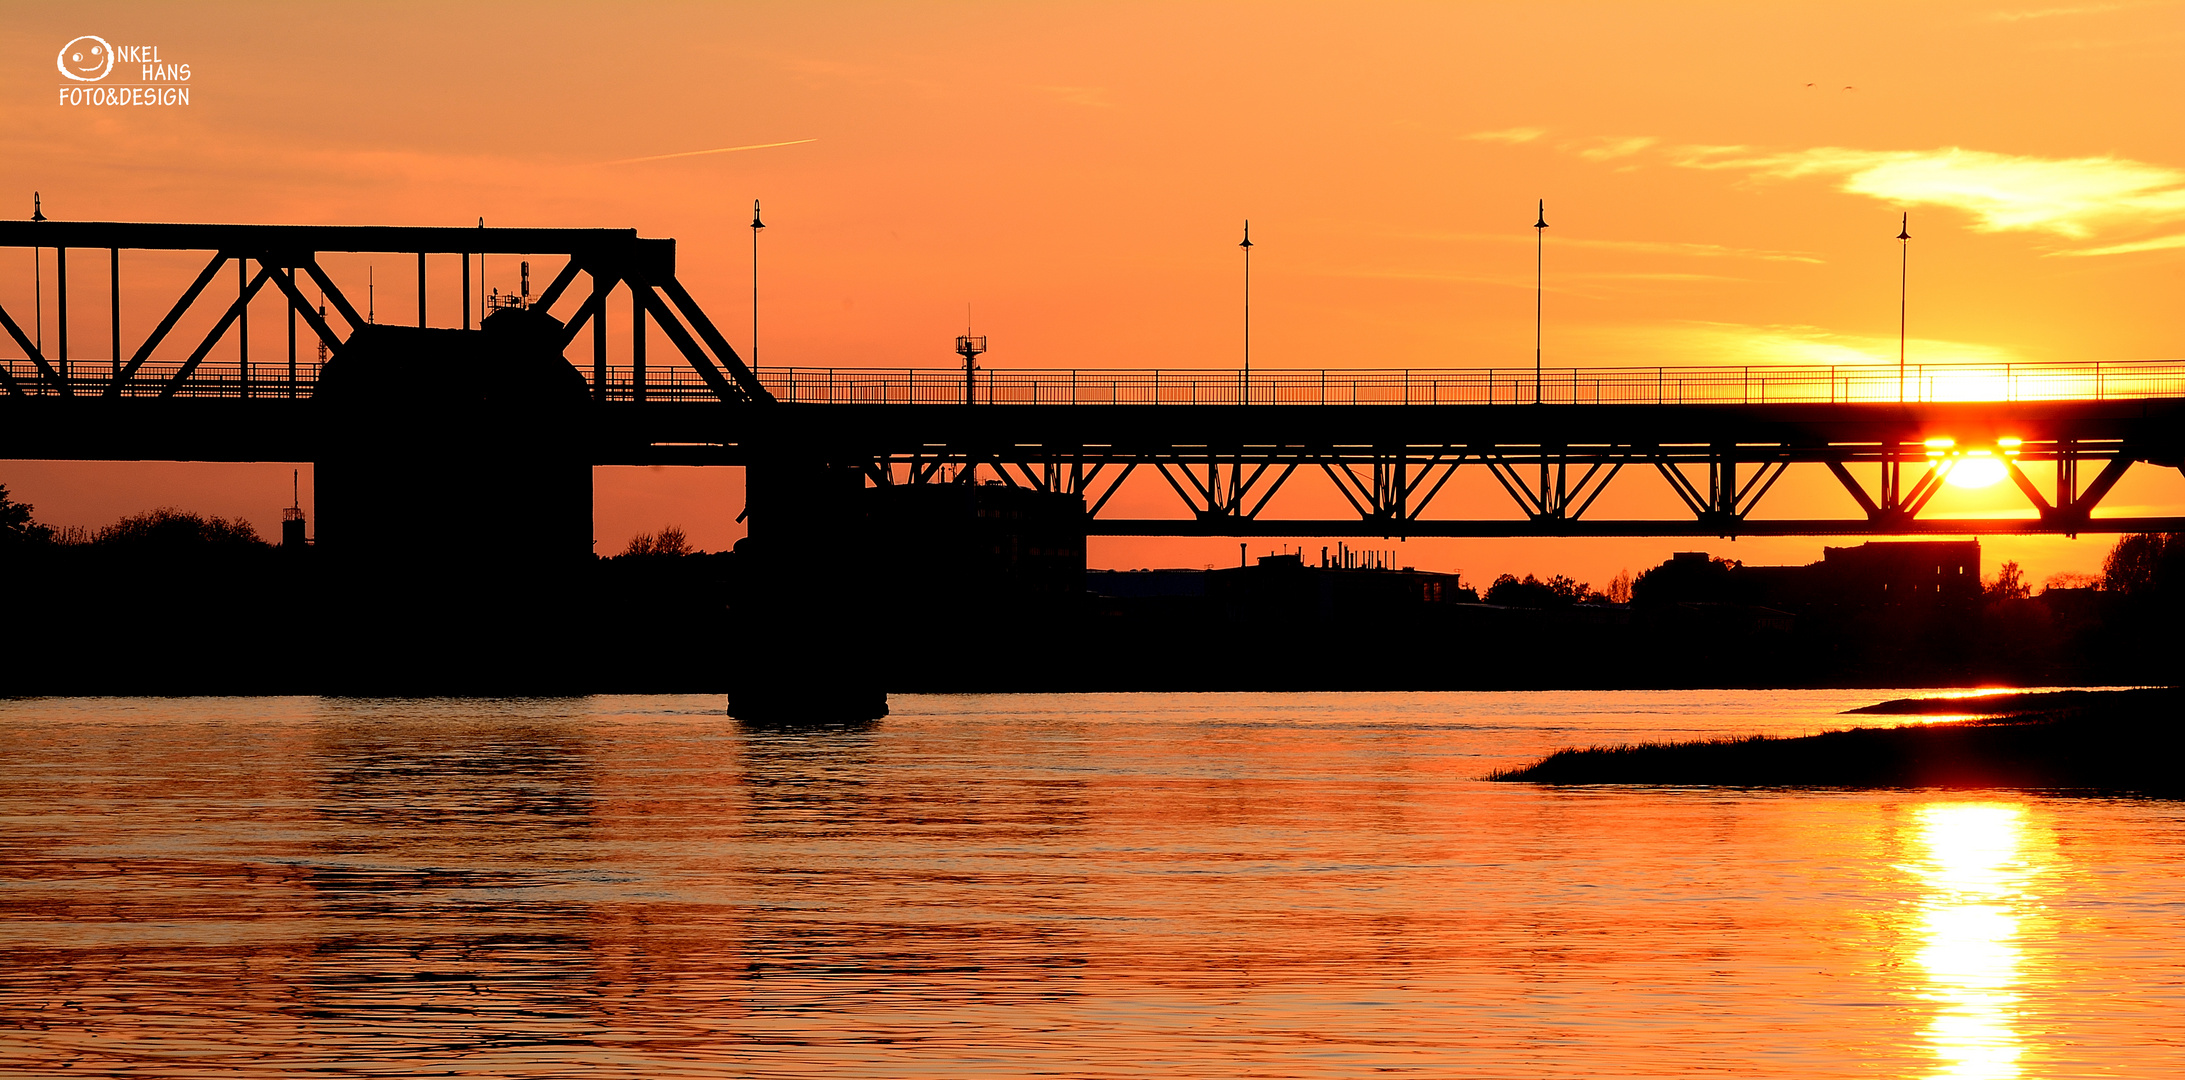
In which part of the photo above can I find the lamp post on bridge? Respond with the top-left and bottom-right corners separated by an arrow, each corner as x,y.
1240,219 -> 1252,405
751,199 -> 764,386
1897,212 -> 1910,403
1534,199 -> 1547,405
31,193 -> 44,356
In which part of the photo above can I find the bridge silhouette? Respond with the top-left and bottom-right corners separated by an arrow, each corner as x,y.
4,220 -> 2181,714
4,219 -> 2181,539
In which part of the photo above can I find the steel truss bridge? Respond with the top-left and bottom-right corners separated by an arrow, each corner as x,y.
3,219 -> 2183,538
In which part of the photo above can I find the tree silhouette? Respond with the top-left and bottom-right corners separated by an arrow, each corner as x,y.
1486,572 -> 1594,607
0,484 -> 55,547
93,507 -> 266,552
620,525 -> 692,557
1984,560 -> 2031,601
2103,532 -> 2183,597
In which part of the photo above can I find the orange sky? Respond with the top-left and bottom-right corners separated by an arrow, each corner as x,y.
5,1 -> 2184,586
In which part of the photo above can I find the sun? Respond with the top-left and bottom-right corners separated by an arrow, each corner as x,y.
1947,454 -> 2009,489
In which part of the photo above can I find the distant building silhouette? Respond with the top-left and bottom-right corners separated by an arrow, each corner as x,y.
1735,540 -> 1981,612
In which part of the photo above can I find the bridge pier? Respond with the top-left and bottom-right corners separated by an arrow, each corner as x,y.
315,311 -> 593,693
729,452 -> 890,723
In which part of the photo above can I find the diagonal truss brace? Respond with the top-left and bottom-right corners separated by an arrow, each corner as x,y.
2003,453 -> 2133,535
1656,449 -> 1787,534
1154,452 -> 1299,522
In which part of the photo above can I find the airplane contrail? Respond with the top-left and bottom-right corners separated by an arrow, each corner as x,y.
597,138 -> 817,166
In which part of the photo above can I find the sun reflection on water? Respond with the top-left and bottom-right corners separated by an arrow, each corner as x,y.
1913,803 -> 2034,1080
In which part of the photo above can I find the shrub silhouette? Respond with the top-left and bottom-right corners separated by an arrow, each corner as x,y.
621,525 -> 692,557
0,484 -> 54,547
93,507 -> 266,553
1485,572 -> 1593,607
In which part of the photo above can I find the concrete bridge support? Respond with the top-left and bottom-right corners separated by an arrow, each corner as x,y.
314,311 -> 593,693
730,451 -> 889,723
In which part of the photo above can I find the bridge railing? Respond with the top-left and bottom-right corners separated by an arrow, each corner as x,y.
748,360 -> 2185,406
0,358 -> 326,399
9,356 -> 2185,404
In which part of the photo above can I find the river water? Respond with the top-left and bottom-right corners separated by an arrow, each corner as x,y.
2,691 -> 2180,1078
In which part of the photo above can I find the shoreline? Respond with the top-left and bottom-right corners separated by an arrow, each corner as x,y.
1491,686 -> 2185,795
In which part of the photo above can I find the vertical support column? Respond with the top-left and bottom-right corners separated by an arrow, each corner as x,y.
55,247 -> 68,385
2057,442 -> 2078,517
631,282 -> 647,405
416,252 -> 427,328
237,257 -> 249,399
461,249 -> 471,330
1719,452 -> 1736,518
591,274 -> 609,402
108,247 -> 119,383
287,270 -> 297,399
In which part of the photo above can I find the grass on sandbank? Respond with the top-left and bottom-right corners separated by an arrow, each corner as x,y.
1490,687 -> 2184,793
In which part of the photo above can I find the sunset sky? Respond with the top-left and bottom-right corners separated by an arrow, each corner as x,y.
5,1 -> 2184,585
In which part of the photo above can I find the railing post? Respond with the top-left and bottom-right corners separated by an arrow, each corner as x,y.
56,246 -> 69,389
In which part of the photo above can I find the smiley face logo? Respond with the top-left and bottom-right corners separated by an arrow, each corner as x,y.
57,36 -> 114,82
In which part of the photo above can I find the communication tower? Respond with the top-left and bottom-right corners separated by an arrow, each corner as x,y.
956,328 -> 986,406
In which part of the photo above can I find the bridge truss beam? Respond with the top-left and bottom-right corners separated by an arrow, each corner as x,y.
0,220 -> 771,405
786,397 -> 2185,537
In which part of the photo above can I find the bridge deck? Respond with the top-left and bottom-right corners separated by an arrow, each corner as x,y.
6,358 -> 2184,407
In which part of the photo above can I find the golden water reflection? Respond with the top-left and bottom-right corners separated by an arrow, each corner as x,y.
1913,803 -> 2036,1080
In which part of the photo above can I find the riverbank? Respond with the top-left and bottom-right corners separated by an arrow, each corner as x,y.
1491,687 -> 2185,794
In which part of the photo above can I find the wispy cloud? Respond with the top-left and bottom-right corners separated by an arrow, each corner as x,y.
1985,2 -> 2138,21
1466,126 -> 1548,144
1571,136 -> 1658,162
1671,144 -> 2185,239
1316,267 -> 1741,292
1580,321 -> 2023,367
1453,234 -> 1823,264
2051,231 -> 2185,256
1468,128 -> 2185,255
596,139 -> 817,166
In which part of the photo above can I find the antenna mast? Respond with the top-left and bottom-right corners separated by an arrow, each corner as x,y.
956,306 -> 986,407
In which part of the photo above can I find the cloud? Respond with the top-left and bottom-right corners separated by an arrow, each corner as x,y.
1571,136 -> 1658,162
1466,126 -> 1547,144
1985,2 -> 2135,20
1453,234 -> 1823,263
596,139 -> 817,166
1578,321 -> 2023,368
1671,144 -> 2185,239
2051,231 -> 2185,256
